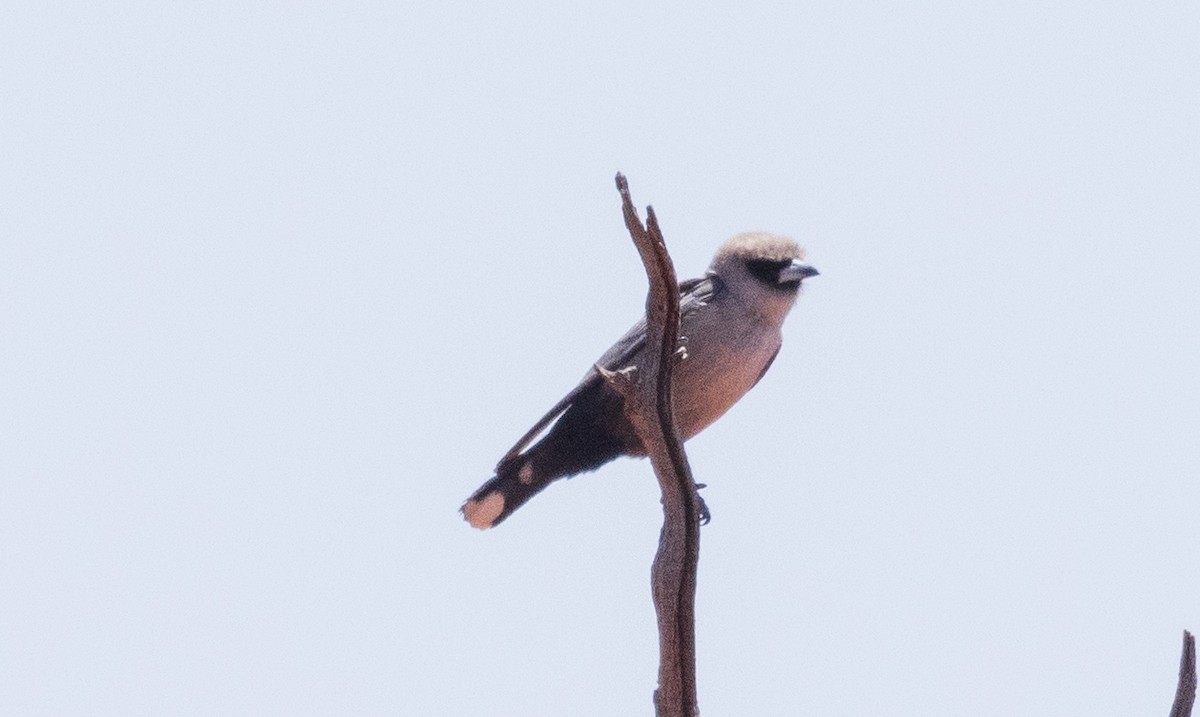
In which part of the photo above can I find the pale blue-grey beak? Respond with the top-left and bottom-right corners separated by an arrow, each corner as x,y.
779,260 -> 819,283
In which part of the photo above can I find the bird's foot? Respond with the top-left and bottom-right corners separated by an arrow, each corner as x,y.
694,482 -> 711,526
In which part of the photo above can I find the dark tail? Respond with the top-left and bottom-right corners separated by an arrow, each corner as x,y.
461,462 -> 555,529
462,385 -> 633,529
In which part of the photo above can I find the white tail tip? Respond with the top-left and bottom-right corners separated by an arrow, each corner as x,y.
462,492 -> 505,530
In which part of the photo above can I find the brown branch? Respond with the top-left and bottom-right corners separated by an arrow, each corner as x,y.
604,173 -> 700,717
1170,630 -> 1196,717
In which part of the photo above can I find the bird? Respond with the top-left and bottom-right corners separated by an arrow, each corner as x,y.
462,232 -> 818,529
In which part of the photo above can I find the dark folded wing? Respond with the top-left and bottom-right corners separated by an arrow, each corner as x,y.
495,275 -> 720,470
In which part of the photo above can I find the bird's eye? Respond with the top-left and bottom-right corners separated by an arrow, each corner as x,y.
744,259 -> 792,285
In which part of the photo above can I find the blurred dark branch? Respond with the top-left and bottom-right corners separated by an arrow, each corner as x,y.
603,173 -> 699,717
1170,630 -> 1196,717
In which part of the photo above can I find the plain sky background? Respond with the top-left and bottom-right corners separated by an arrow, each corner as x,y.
2,1 -> 1198,715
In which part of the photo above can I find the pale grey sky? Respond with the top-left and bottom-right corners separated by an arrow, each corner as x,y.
2,1 -> 1198,715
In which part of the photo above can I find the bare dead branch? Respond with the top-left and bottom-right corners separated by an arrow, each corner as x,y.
1170,630 -> 1196,717
608,173 -> 700,717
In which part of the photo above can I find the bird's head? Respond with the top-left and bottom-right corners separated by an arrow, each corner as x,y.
708,232 -> 818,321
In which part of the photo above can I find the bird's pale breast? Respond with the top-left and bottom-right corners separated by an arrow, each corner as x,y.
671,305 -> 782,440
